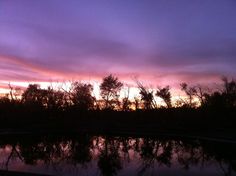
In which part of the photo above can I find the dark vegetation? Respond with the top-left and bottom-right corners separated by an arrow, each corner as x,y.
0,75 -> 236,139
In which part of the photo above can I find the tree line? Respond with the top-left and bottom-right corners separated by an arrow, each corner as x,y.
0,75 -> 236,111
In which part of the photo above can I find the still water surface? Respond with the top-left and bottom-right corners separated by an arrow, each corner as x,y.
0,134 -> 235,176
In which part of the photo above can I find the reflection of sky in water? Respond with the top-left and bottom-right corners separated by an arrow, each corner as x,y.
0,136 -> 235,176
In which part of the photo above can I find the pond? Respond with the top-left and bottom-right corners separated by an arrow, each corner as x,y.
0,134 -> 235,176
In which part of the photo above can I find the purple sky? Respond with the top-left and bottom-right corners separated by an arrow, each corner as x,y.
0,0 -> 236,88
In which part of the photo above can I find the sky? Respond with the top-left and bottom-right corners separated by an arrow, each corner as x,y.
0,0 -> 236,92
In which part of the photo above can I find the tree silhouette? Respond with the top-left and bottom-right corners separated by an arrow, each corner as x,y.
97,137 -> 122,176
203,77 -> 236,109
100,75 -> 123,109
134,97 -> 140,110
45,87 -> 66,110
137,82 -> 155,110
180,83 -> 197,108
71,82 -> 95,110
21,84 -> 47,108
192,85 -> 210,106
1,75 -> 236,113
121,97 -> 131,111
7,83 -> 22,102
222,77 -> 236,108
156,86 -> 172,108
121,86 -> 131,111
0,95 -> 12,110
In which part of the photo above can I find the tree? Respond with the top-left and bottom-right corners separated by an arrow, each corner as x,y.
45,87 -> 66,110
156,86 -> 172,108
8,83 -> 22,102
137,81 -> 155,110
71,82 -> 95,110
192,85 -> 209,106
21,84 -> 47,108
121,86 -> 131,111
0,84 -> 22,111
0,95 -> 12,110
204,92 -> 225,108
121,97 -> 131,111
134,97 -> 140,110
100,75 -> 123,109
180,83 -> 197,108
222,77 -> 236,108
204,77 -> 236,108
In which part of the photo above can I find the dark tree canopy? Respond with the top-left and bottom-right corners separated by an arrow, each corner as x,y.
45,87 -> 66,110
71,82 -> 95,110
222,77 -> 236,107
21,84 -> 47,108
204,77 -> 236,109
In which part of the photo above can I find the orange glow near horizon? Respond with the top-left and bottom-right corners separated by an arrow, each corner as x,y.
0,54 -> 221,107
0,80 -> 200,107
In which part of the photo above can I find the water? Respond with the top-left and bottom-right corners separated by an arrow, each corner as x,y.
0,134 -> 235,176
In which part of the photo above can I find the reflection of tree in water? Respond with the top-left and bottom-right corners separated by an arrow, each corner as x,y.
0,143 -> 23,170
0,135 -> 235,176
18,135 -> 94,168
0,135 -> 93,173
138,139 -> 173,175
201,141 -> 236,176
175,140 -> 206,170
68,135 -> 92,166
19,137 -> 66,165
172,140 -> 236,176
97,137 -> 122,176
139,138 -> 157,173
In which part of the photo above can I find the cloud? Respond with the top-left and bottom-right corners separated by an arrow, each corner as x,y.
146,38 -> 236,71
0,20 -> 143,73
0,0 -> 236,88
0,55 -> 71,81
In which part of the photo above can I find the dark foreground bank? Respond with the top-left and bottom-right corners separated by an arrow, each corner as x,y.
0,108 -> 236,141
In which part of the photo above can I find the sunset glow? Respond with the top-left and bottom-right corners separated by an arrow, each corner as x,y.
0,2 -> 236,175
0,0 -> 235,98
